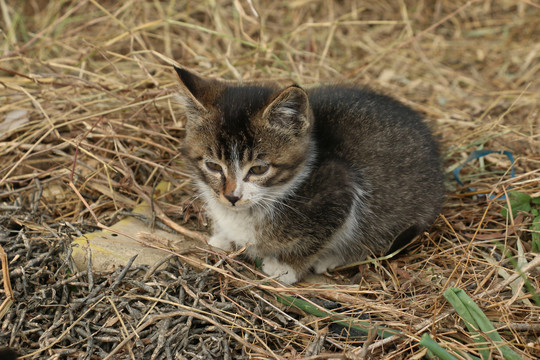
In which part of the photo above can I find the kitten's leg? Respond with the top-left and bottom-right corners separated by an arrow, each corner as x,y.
257,162 -> 360,283
312,254 -> 344,274
208,225 -> 235,251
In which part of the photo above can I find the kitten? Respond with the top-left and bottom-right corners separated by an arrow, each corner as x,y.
174,66 -> 444,284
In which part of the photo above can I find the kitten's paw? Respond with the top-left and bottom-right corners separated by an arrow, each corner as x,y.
261,257 -> 298,284
208,234 -> 233,251
312,255 -> 343,274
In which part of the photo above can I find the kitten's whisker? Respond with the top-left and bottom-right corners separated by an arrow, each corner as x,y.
277,195 -> 309,204
255,195 -> 285,217
259,196 -> 308,219
187,193 -> 204,205
264,188 -> 311,203
258,201 -> 278,219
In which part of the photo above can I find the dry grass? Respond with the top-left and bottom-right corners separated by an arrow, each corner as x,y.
1,0 -> 539,359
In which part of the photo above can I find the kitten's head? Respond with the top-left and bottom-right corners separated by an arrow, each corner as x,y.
174,66 -> 314,211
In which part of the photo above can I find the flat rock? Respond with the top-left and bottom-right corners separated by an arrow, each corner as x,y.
71,186 -> 199,272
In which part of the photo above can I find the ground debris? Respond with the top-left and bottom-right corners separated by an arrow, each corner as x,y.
0,212 -> 301,359
1,1 -> 539,359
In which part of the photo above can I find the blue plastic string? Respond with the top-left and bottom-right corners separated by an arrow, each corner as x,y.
453,149 -> 515,199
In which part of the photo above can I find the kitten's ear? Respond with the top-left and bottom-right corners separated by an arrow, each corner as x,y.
262,85 -> 311,135
174,66 -> 213,114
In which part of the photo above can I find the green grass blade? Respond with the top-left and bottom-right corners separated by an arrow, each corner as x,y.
531,215 -> 540,253
419,333 -> 460,360
276,294 -> 399,339
443,288 -> 522,360
443,288 -> 490,359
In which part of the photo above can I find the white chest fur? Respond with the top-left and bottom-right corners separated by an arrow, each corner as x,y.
207,203 -> 299,283
207,201 -> 258,250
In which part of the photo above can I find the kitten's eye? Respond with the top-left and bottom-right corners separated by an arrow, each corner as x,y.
205,161 -> 223,173
249,164 -> 270,176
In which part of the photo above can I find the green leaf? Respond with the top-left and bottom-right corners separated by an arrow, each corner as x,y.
443,288 -> 491,359
531,197 -> 540,205
443,288 -> 522,360
511,192 -> 531,203
421,334 -> 482,360
419,334 -> 460,360
500,192 -> 532,218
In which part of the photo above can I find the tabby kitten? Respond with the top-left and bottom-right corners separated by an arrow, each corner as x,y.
174,66 -> 444,284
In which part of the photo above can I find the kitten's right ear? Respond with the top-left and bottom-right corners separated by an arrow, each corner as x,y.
173,66 -> 210,114
262,85 -> 311,136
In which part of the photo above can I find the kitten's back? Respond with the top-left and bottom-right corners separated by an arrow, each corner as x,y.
307,85 -> 444,254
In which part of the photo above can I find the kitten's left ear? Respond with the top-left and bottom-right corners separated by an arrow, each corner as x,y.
174,66 -> 217,114
262,85 -> 311,135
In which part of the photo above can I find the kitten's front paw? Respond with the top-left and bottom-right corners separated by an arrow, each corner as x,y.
261,257 -> 298,284
208,234 -> 233,251
312,255 -> 343,274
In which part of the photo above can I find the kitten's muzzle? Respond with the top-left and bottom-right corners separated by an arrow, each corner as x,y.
224,194 -> 241,206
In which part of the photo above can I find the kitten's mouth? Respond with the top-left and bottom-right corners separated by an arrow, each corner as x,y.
226,202 -> 252,211
217,196 -> 252,210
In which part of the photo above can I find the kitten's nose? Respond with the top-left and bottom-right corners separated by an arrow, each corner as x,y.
225,194 -> 240,205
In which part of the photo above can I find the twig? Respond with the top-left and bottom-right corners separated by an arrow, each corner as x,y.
102,310 -> 282,360
0,245 -> 14,321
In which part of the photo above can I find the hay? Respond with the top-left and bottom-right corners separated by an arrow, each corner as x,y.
1,0 -> 539,359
